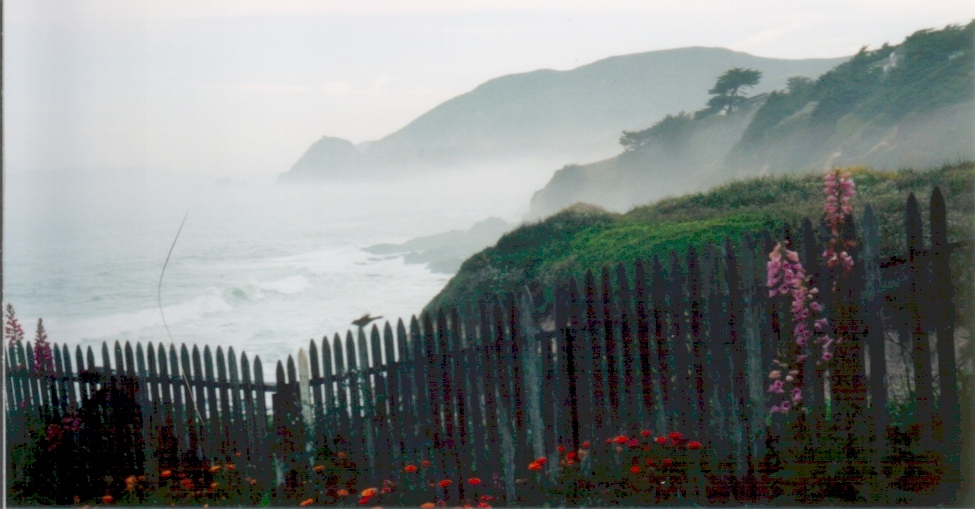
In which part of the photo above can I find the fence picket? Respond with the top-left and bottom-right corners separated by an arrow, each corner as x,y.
370,324 -> 393,480
216,347 -> 233,461
906,194 -> 935,445
226,347 -> 247,462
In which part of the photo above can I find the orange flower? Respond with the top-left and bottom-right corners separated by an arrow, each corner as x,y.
226,463 -> 235,470
613,435 -> 628,444
101,495 -> 114,504
641,430 -> 651,437
209,465 -> 222,473
404,464 -> 418,473
421,503 -> 436,509
467,477 -> 481,486
300,499 -> 314,507
361,488 -> 378,498
688,441 -> 702,450
337,489 -> 350,497
528,462 -> 542,472
630,465 -> 641,474
581,441 -> 590,449
337,452 -> 347,458
314,465 -> 325,473
211,482 -> 220,489
161,470 -> 172,479
437,479 -> 452,488
235,451 -> 242,457
249,479 -> 258,486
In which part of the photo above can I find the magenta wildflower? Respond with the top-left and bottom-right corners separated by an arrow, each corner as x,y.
823,169 -> 856,273
4,304 -> 25,347
33,318 -> 53,373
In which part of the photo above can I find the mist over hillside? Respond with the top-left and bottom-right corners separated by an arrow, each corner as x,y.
277,47 -> 845,183
528,22 -> 975,218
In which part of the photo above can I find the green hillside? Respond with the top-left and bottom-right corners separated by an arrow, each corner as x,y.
528,22 -> 975,218
426,163 -> 975,329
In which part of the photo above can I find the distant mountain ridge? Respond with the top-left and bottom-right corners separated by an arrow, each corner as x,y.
278,47 -> 846,182
527,22 -> 975,218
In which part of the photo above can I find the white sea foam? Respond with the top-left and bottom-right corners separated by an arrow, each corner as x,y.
259,275 -> 311,295
68,288 -> 233,342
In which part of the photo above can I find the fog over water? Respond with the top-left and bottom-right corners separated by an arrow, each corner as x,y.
3,164 -> 550,368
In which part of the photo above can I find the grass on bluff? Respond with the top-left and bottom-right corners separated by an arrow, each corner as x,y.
425,162 -> 974,319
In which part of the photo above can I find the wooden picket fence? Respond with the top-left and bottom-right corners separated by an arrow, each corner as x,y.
4,188 -> 969,504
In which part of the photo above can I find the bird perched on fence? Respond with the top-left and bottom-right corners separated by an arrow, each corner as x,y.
352,313 -> 382,328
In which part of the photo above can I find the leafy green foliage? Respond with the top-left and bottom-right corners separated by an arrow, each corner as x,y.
740,76 -> 816,144
619,112 -> 695,152
697,67 -> 763,118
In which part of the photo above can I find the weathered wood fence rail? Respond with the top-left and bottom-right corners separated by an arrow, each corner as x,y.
5,189 -> 969,503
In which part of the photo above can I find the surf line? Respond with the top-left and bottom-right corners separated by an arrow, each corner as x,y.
157,211 -> 206,432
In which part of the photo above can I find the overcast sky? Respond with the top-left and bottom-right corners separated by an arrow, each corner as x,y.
4,1 -> 973,182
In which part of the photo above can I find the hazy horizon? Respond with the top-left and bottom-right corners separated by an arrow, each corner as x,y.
4,1 -> 974,183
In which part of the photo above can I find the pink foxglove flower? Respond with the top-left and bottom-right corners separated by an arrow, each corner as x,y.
4,304 -> 25,347
33,318 -> 54,373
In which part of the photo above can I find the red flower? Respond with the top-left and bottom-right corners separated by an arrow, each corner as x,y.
581,441 -> 591,449
613,435 -> 628,444
358,497 -> 370,505
528,462 -> 542,472
641,430 -> 651,437
535,457 -> 548,465
161,470 -> 172,479
557,445 -> 566,453
688,441 -> 702,450
300,499 -> 314,506
668,432 -> 683,440
646,458 -> 656,466
422,460 -> 431,467
630,465 -> 641,474
655,437 -> 666,445
404,464 -> 418,473
438,480 -> 452,488
566,452 -> 578,461
663,458 -> 673,467
477,503 -> 490,508
467,477 -> 481,486
626,439 -> 639,448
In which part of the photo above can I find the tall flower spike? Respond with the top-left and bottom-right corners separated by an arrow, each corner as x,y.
34,318 -> 54,373
766,239 -> 832,414
4,304 -> 25,347
823,168 -> 856,273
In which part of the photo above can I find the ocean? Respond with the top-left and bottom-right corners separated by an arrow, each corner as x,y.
3,166 -> 545,370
